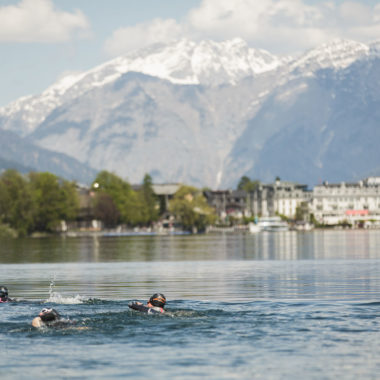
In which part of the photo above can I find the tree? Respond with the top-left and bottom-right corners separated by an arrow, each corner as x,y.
60,179 -> 80,221
237,176 -> 260,192
93,193 -> 120,228
237,176 -> 250,190
29,172 -> 79,232
0,169 -> 35,235
169,185 -> 216,232
139,174 -> 158,224
295,202 -> 310,222
92,171 -> 138,226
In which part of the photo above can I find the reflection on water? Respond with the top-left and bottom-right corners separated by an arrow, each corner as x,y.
1,230 -> 380,301
1,230 -> 380,264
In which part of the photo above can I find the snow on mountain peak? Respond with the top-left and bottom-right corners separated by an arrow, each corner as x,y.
0,38 -> 372,137
292,39 -> 369,72
90,38 -> 286,87
45,72 -> 87,96
0,38 -> 287,135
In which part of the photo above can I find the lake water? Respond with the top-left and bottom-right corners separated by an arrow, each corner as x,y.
1,230 -> 380,379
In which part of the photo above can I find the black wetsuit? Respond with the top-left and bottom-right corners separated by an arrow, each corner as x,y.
129,302 -> 164,314
44,320 -> 74,328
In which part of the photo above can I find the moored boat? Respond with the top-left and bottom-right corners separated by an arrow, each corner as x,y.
257,216 -> 289,232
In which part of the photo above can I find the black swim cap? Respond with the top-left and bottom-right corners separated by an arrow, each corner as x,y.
0,286 -> 8,299
149,293 -> 166,308
39,308 -> 60,322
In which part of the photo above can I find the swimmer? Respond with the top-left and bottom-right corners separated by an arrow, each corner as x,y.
129,293 -> 166,314
0,286 -> 12,302
32,307 -> 89,330
32,308 -> 61,328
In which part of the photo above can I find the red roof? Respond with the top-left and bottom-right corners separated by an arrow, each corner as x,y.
345,210 -> 369,216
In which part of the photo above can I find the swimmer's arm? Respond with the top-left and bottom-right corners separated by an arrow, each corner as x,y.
128,302 -> 151,313
32,317 -> 43,328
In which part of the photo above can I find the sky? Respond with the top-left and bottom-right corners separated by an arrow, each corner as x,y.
0,0 -> 379,107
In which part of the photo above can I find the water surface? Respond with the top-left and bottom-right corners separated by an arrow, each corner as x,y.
1,230 -> 380,379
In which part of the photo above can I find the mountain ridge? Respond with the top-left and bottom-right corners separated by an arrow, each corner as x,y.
1,38 -> 379,188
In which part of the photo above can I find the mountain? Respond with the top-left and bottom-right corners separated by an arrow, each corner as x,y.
0,38 -> 379,188
225,39 -> 380,186
0,128 -> 97,183
0,38 -> 286,137
0,155 -> 33,174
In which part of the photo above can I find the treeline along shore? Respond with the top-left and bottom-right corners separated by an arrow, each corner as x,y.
0,169 -> 216,237
2,169 -> 380,238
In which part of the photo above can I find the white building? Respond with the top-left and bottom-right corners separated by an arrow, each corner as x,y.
250,180 -> 311,219
312,177 -> 380,226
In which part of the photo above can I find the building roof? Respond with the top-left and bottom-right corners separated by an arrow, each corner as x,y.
152,183 -> 181,196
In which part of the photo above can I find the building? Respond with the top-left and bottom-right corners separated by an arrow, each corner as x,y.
152,183 -> 181,212
204,180 -> 311,221
312,177 -> 380,226
131,182 -> 181,214
204,190 -> 250,220
249,180 -> 311,219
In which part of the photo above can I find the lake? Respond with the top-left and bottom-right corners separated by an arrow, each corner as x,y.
1,230 -> 380,379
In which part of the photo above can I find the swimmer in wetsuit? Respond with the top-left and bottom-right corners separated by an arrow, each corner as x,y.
32,308 -> 61,328
32,308 -> 88,330
0,286 -> 12,303
129,293 -> 166,314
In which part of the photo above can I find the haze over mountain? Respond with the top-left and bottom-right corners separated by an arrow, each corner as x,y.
0,129 -> 97,183
0,38 -> 379,188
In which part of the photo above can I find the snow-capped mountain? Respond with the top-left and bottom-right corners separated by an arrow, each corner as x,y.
0,38 -> 287,137
1,38 -> 379,188
290,39 -> 369,72
107,38 -> 288,85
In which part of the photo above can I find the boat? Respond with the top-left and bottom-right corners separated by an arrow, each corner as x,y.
257,216 -> 289,232
248,222 -> 261,233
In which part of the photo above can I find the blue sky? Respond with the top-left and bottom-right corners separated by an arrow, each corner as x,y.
0,0 -> 379,107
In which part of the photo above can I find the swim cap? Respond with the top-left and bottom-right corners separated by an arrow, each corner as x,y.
39,308 -> 60,322
149,293 -> 166,308
0,286 -> 8,300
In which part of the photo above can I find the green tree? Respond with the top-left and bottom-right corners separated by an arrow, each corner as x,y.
169,185 -> 216,232
93,193 -> 120,228
29,172 -> 79,232
237,176 -> 260,192
0,169 -> 35,235
295,202 -> 310,222
294,206 -> 303,221
60,179 -> 80,221
92,171 -> 138,226
139,174 -> 158,224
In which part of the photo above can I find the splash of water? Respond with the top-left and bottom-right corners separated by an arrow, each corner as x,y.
45,274 -> 85,304
46,293 -> 86,304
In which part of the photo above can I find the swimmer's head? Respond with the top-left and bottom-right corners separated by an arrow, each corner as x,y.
0,286 -> 8,300
39,308 -> 60,322
149,293 -> 166,308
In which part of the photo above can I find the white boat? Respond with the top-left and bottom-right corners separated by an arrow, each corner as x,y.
248,222 -> 261,233
257,216 -> 289,232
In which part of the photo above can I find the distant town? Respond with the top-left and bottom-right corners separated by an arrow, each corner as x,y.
1,168 -> 380,238
205,176 -> 380,230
